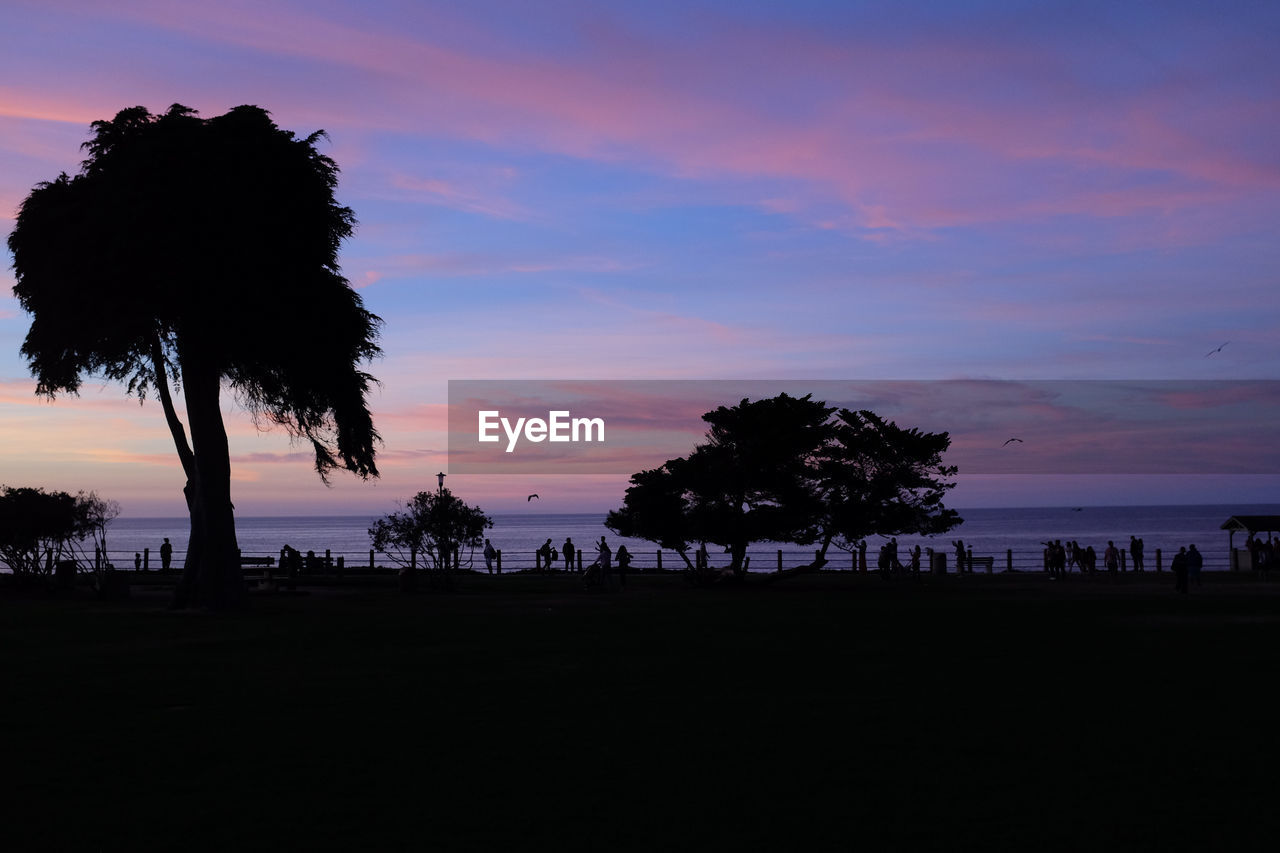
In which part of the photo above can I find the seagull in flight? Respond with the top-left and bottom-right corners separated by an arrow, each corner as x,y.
1204,341 -> 1229,357
1002,438 -> 1023,446
527,494 -> 539,501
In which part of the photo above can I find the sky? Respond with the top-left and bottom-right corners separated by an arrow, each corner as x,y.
1,0 -> 1278,516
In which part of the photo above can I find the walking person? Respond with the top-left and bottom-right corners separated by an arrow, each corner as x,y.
562,537 -> 575,572
537,538 -> 553,572
1130,536 -> 1145,572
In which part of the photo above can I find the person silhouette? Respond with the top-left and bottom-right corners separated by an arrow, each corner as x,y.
598,536 -> 612,575
160,537 -> 173,572
616,545 -> 631,587
1187,543 -> 1203,587
537,538 -> 553,572
483,538 -> 497,574
1172,546 -> 1189,594
1104,541 -> 1119,574
562,538 -> 575,572
134,552 -> 142,571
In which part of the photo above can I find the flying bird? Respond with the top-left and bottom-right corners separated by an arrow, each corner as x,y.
527,494 -> 539,501
1204,341 -> 1229,357
1002,438 -> 1023,446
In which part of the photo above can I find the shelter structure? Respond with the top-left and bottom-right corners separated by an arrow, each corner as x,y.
1220,515 -> 1280,570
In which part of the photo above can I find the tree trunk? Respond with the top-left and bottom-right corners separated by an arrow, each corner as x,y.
149,337 -> 208,609
177,353 -> 244,609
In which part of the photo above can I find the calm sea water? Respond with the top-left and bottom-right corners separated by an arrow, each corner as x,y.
97,504 -> 1280,572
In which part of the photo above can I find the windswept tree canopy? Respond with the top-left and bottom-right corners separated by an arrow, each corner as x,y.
8,103 -> 381,480
607,393 -> 960,576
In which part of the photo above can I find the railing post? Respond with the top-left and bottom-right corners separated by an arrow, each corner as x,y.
325,548 -> 332,569
1155,548 -> 1162,573
410,546 -> 416,571
577,551 -> 583,572
657,550 -> 662,571
1006,549 -> 1013,573
1120,551 -> 1126,571
778,549 -> 783,571
814,549 -> 821,568
496,550 -> 502,573
143,547 -> 150,571
369,549 -> 375,569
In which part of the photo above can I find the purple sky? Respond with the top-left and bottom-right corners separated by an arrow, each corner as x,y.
1,1 -> 1278,515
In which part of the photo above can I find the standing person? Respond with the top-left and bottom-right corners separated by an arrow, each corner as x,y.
483,538 -> 497,574
1172,546 -> 1189,594
1085,545 -> 1097,574
616,545 -> 631,588
562,537 -> 576,572
858,539 -> 868,573
696,541 -> 708,570
910,545 -> 921,577
887,538 -> 900,571
952,539 -> 966,574
597,536 -> 612,581
1104,540 -> 1119,575
159,537 -> 173,572
133,552 -> 142,571
537,538 -> 553,572
1187,543 -> 1203,587
1130,536 -> 1145,572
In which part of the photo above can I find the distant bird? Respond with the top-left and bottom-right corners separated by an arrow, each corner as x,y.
527,494 -> 539,501
1204,341 -> 1229,357
1002,438 -> 1023,446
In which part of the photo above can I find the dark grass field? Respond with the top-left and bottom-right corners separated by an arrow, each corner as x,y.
4,571 -> 1280,851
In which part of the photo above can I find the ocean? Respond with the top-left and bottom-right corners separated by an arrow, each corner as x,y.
93,504 -> 1280,573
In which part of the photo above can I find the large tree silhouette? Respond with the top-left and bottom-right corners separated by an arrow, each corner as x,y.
607,394 -> 959,578
7,104 -> 381,608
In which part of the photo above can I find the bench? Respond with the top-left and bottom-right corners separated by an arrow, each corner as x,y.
967,556 -> 995,573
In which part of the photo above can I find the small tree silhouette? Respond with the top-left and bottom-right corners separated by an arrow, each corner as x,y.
369,489 -> 492,590
7,104 -> 381,609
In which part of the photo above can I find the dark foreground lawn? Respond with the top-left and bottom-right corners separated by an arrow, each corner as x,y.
4,571 -> 1280,851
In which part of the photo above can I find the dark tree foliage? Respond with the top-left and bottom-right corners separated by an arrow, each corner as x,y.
0,486 -> 104,579
7,104 -> 381,608
607,393 -> 960,578
817,408 -> 960,551
370,489 -> 492,589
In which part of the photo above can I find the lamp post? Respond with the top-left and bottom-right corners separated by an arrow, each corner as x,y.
436,471 -> 446,493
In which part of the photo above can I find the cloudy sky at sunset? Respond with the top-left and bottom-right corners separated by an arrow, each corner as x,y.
2,0 -> 1277,515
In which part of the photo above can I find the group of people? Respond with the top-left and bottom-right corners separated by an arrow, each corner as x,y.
481,535 -> 631,584
1246,534 -> 1275,571
1041,537 -> 1150,577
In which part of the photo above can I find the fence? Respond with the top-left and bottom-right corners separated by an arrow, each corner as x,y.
64,544 -> 1242,575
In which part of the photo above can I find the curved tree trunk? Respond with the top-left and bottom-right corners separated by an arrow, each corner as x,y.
149,338 -> 206,608
177,350 -> 244,609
